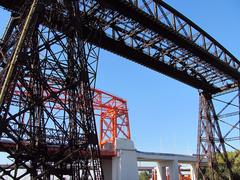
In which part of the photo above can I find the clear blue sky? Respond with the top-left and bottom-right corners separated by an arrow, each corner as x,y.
0,0 -> 239,157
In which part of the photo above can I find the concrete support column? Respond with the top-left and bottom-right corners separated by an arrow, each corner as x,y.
112,139 -> 138,180
190,163 -> 196,180
156,162 -> 166,180
168,160 -> 178,180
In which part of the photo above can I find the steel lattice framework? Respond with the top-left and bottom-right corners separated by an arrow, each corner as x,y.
0,0 -> 104,179
11,87 -> 131,150
93,89 -> 130,150
0,0 -> 239,179
0,87 -> 130,156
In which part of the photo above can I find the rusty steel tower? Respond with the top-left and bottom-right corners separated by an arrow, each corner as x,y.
0,0 -> 104,179
0,0 -> 240,179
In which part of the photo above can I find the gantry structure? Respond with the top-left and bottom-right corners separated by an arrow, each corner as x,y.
1,87 -> 130,156
0,0 -> 239,179
12,86 -> 131,151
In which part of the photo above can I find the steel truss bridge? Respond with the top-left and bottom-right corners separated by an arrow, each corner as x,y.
0,0 -> 239,179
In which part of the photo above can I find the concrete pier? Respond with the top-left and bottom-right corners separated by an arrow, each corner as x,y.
102,139 -> 139,180
102,138 -> 198,180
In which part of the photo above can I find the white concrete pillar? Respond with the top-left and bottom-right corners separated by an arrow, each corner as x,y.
168,160 -> 178,180
190,163 -> 196,180
112,138 -> 138,180
156,162 -> 166,180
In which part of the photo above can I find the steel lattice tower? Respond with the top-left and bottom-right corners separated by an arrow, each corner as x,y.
0,0 -> 103,179
196,89 -> 240,179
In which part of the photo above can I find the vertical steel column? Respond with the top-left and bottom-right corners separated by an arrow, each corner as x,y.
196,91 -> 236,179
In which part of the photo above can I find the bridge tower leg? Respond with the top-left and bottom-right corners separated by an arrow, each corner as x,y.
0,1 -> 103,179
196,90 -> 240,179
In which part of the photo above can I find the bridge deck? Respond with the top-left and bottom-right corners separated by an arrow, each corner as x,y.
136,150 -> 197,163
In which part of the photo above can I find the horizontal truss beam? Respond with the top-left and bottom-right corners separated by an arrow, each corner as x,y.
0,0 -> 239,94
98,0 -> 240,82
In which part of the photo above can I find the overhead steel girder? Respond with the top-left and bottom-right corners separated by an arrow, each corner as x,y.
97,0 -> 240,83
153,0 -> 240,68
0,0 -> 220,93
79,26 -> 220,93
0,0 -> 21,11
45,10 -> 221,93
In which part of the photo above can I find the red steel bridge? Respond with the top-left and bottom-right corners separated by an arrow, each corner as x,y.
0,0 -> 239,179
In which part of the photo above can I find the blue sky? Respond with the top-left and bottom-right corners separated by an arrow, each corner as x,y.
0,0 -> 240,156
